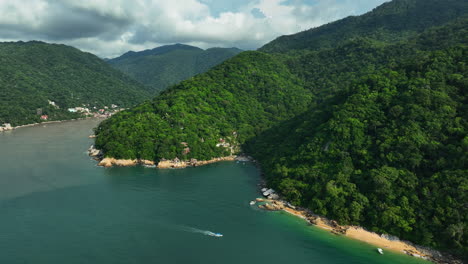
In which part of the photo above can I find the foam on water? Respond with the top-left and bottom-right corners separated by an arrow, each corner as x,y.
181,226 -> 223,237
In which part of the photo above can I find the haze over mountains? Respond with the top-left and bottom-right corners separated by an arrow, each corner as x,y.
94,0 -> 468,259
108,44 -> 242,94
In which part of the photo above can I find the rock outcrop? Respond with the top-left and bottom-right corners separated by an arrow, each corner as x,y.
98,158 -> 138,167
91,149 -> 248,169
0,123 -> 13,132
97,158 -> 156,167
259,200 -> 285,211
88,145 -> 102,157
157,156 -> 237,169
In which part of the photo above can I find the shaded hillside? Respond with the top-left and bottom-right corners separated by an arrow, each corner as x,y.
108,44 -> 242,93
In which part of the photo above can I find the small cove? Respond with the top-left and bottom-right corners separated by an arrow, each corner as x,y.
0,119 -> 429,264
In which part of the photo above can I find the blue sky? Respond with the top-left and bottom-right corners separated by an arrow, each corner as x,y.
0,0 -> 389,57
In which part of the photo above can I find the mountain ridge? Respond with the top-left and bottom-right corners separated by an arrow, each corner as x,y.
260,0 -> 468,53
108,44 -> 242,93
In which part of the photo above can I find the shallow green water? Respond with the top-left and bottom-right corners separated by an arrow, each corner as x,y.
0,119 -> 429,264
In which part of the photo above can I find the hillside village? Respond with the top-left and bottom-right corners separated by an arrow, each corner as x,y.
67,103 -> 123,118
1,100 -> 124,132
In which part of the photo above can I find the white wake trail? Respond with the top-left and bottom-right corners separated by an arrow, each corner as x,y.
180,226 -> 223,237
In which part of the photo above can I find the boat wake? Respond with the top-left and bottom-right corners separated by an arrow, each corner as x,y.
182,227 -> 223,237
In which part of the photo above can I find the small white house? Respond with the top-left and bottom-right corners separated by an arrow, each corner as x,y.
48,100 -> 59,109
268,193 -> 280,200
263,188 -> 275,197
68,108 -> 77,113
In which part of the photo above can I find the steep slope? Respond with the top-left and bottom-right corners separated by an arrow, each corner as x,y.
96,51 -> 312,160
94,0 -> 467,258
108,44 -> 242,93
260,0 -> 468,53
247,19 -> 467,257
0,41 -> 150,126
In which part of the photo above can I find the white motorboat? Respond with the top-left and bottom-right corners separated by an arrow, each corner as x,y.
208,232 -> 223,237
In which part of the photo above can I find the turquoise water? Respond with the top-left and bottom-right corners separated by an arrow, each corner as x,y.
0,119 -> 429,264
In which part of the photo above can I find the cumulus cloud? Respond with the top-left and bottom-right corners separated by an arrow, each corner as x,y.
0,0 -> 389,58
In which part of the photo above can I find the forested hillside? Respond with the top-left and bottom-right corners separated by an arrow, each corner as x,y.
0,41 -> 150,126
260,0 -> 468,53
247,32 -> 467,257
94,0 -> 467,258
108,44 -> 242,93
96,52 -> 311,160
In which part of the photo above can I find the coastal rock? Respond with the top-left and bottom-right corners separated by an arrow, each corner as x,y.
308,216 -> 319,225
259,201 -> 285,211
157,160 -> 188,169
0,123 -> 14,132
268,193 -> 280,200
88,145 -> 102,157
235,155 -> 252,162
157,156 -> 236,169
98,158 -> 138,167
140,160 -> 156,166
96,157 -> 155,167
259,197 -> 455,263
95,155 -> 238,169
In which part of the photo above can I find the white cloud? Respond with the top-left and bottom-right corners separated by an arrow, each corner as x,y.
0,0 -> 389,57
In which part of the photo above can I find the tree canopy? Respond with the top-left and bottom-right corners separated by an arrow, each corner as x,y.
108,44 -> 242,94
94,0 -> 468,259
0,41 -> 150,126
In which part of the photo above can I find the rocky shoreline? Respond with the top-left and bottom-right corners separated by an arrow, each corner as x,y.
87,143 -> 460,263
256,197 -> 462,264
1,117 -> 102,133
89,145 -> 250,169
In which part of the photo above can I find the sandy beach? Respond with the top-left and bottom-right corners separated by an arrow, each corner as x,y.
258,199 -> 446,263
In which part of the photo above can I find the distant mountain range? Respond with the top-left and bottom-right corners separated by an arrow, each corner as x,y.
107,44 -> 242,94
0,41 -> 150,126
94,0 -> 468,260
0,42 -> 242,126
